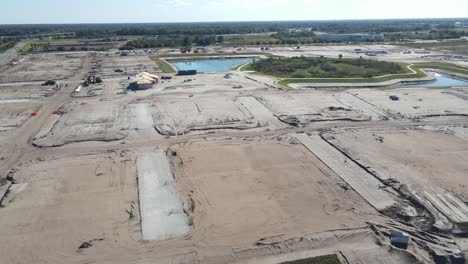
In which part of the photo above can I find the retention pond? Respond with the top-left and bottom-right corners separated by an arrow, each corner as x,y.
170,57 -> 253,73
404,73 -> 468,87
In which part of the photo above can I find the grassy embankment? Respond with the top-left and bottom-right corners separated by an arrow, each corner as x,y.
20,42 -> 35,52
149,56 -> 177,73
20,36 -> 140,53
413,62 -> 468,75
276,64 -> 427,87
242,56 -> 429,87
20,39 -> 93,52
277,62 -> 468,88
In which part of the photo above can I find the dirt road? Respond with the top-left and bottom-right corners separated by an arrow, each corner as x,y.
0,54 -> 94,179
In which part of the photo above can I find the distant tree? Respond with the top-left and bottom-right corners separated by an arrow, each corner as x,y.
182,36 -> 192,47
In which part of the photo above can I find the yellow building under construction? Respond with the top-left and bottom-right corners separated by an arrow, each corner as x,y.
129,72 -> 160,90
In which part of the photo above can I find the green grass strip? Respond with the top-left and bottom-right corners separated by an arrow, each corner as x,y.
413,62 -> 468,75
149,56 -> 177,73
20,42 -> 33,53
273,63 -> 427,87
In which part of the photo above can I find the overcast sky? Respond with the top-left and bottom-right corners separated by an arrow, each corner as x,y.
2,0 -> 468,24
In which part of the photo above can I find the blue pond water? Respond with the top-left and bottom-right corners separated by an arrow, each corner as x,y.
405,74 -> 468,87
171,58 -> 253,73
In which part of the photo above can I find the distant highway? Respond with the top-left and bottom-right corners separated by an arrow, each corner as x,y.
0,41 -> 25,66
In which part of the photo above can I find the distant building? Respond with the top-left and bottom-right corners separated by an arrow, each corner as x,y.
128,72 -> 159,90
319,33 -> 384,42
455,22 -> 463,27
129,79 -> 153,90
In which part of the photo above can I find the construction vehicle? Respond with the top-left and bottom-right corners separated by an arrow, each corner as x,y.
83,76 -> 103,86
41,80 -> 56,86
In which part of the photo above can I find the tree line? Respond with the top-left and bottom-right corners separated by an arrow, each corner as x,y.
386,29 -> 468,41
120,35 -> 224,49
1,19 -> 466,38
0,37 -> 19,53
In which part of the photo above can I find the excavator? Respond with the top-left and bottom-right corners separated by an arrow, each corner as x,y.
82,75 -> 102,86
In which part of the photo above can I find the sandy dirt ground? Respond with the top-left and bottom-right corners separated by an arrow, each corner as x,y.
0,52 -> 89,83
0,100 -> 42,132
32,99 -> 129,147
234,44 -> 468,64
294,133 -> 399,212
0,151 -> 140,264
0,48 -> 468,263
256,92 -> 373,125
323,127 -> 468,233
348,87 -> 468,119
133,71 -> 271,96
152,94 -> 260,135
169,139 -> 389,262
451,125 -> 468,141
94,54 -> 159,78
0,83 -> 61,99
323,127 -> 468,198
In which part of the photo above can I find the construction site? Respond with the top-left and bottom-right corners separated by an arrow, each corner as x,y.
0,43 -> 468,264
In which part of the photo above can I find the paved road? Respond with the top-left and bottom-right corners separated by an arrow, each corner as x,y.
0,41 -> 24,66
